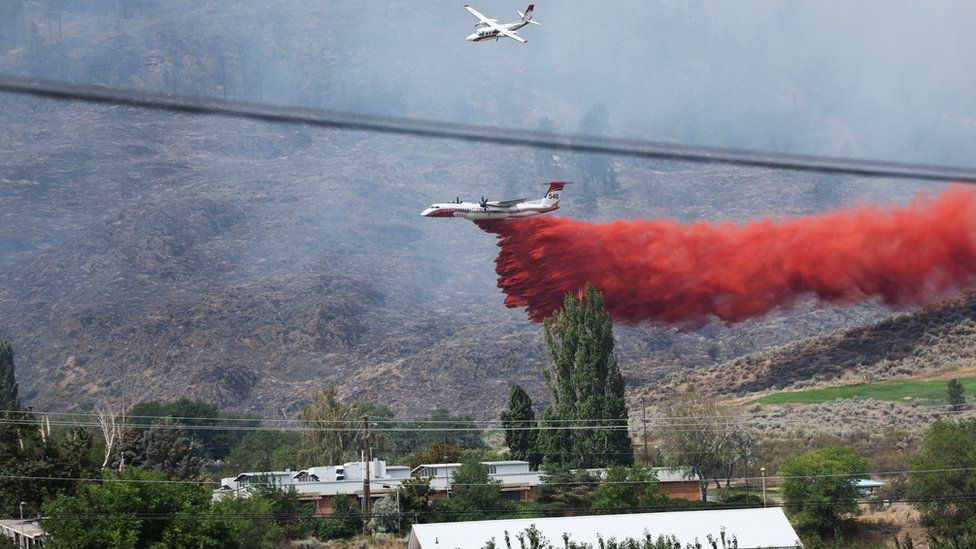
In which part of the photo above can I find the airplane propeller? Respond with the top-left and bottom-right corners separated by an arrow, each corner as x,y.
480,196 -> 488,209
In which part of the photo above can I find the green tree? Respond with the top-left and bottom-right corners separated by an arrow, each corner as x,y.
42,468 -> 213,548
780,446 -> 867,534
592,464 -> 660,511
0,404 -> 98,517
129,399 -> 259,460
162,495 -> 283,549
297,386 -> 363,467
948,379 -> 967,411
909,419 -> 976,535
137,421 -> 207,480
222,430 -> 301,475
0,342 -> 17,407
316,494 -> 361,540
435,461 -> 513,522
537,284 -> 633,469
660,395 -> 753,501
391,408 -> 486,460
407,441 -> 464,470
501,384 -> 540,468
397,477 -> 434,527
534,467 -> 599,514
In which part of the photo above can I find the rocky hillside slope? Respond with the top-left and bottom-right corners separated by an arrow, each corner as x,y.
650,292 -> 976,402
0,1 -> 945,419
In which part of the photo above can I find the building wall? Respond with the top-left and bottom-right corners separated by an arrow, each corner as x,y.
658,481 -> 702,501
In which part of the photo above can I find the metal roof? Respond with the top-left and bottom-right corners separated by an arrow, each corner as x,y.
408,508 -> 801,549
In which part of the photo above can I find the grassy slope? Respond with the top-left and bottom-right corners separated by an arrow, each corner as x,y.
752,375 -> 976,405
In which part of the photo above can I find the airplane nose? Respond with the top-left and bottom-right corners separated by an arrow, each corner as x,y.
420,208 -> 432,217
466,33 -> 477,41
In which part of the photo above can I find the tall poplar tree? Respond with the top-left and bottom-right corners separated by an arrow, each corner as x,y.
0,341 -> 17,408
500,385 -> 540,468
537,284 -> 633,468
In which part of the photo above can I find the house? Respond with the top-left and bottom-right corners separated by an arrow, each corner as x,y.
407,508 -> 802,549
217,460 -> 702,516
218,458 -> 412,515
0,520 -> 51,548
854,479 -> 886,497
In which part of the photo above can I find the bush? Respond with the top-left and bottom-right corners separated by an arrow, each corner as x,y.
780,446 -> 867,534
316,495 -> 361,540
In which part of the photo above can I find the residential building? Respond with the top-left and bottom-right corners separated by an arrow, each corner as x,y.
217,459 -> 701,516
408,508 -> 802,549
0,520 -> 51,548
219,458 -> 411,515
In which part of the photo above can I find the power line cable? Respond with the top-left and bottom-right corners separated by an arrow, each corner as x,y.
3,73 -> 976,183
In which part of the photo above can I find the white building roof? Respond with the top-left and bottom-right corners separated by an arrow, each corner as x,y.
408,508 -> 801,549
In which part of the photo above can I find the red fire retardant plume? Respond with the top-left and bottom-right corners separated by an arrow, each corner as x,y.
478,186 -> 976,327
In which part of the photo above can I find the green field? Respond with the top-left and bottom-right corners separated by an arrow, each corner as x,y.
751,376 -> 976,405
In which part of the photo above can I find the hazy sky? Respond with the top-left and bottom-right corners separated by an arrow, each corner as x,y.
4,0 -> 976,166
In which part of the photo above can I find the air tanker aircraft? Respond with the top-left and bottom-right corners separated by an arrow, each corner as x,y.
421,181 -> 567,220
464,4 -> 540,44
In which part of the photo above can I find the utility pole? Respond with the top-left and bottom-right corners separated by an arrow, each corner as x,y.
760,467 -> 767,507
641,396 -> 648,463
362,415 -> 372,537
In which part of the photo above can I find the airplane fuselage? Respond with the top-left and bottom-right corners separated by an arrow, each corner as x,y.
421,200 -> 557,220
422,181 -> 566,221
466,20 -> 529,42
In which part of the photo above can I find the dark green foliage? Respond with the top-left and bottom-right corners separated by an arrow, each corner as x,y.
129,398 -> 259,460
222,430 -> 301,475
0,342 -> 17,407
133,420 -> 207,480
407,441 -> 464,470
43,468 -> 284,548
387,407 -> 486,459
42,468 -> 213,548
909,419 -> 976,534
501,384 -> 540,468
538,284 -> 633,468
534,467 -> 599,513
316,494 -> 362,540
163,495 -> 283,549
433,461 -> 514,522
397,476 -> 434,528
948,378 -> 967,411
249,479 -> 314,540
591,465 -> 660,511
0,406 -> 99,517
780,446 -> 867,534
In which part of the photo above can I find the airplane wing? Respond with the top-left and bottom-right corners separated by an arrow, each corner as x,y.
487,198 -> 528,207
495,28 -> 527,43
464,5 -> 492,22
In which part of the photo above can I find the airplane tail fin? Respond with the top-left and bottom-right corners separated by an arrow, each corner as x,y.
517,5 -> 539,24
541,181 -> 568,208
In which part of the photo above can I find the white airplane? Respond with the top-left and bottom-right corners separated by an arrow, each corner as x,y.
421,181 -> 567,220
464,4 -> 540,44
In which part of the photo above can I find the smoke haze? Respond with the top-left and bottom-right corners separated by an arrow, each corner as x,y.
483,187 -> 976,327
